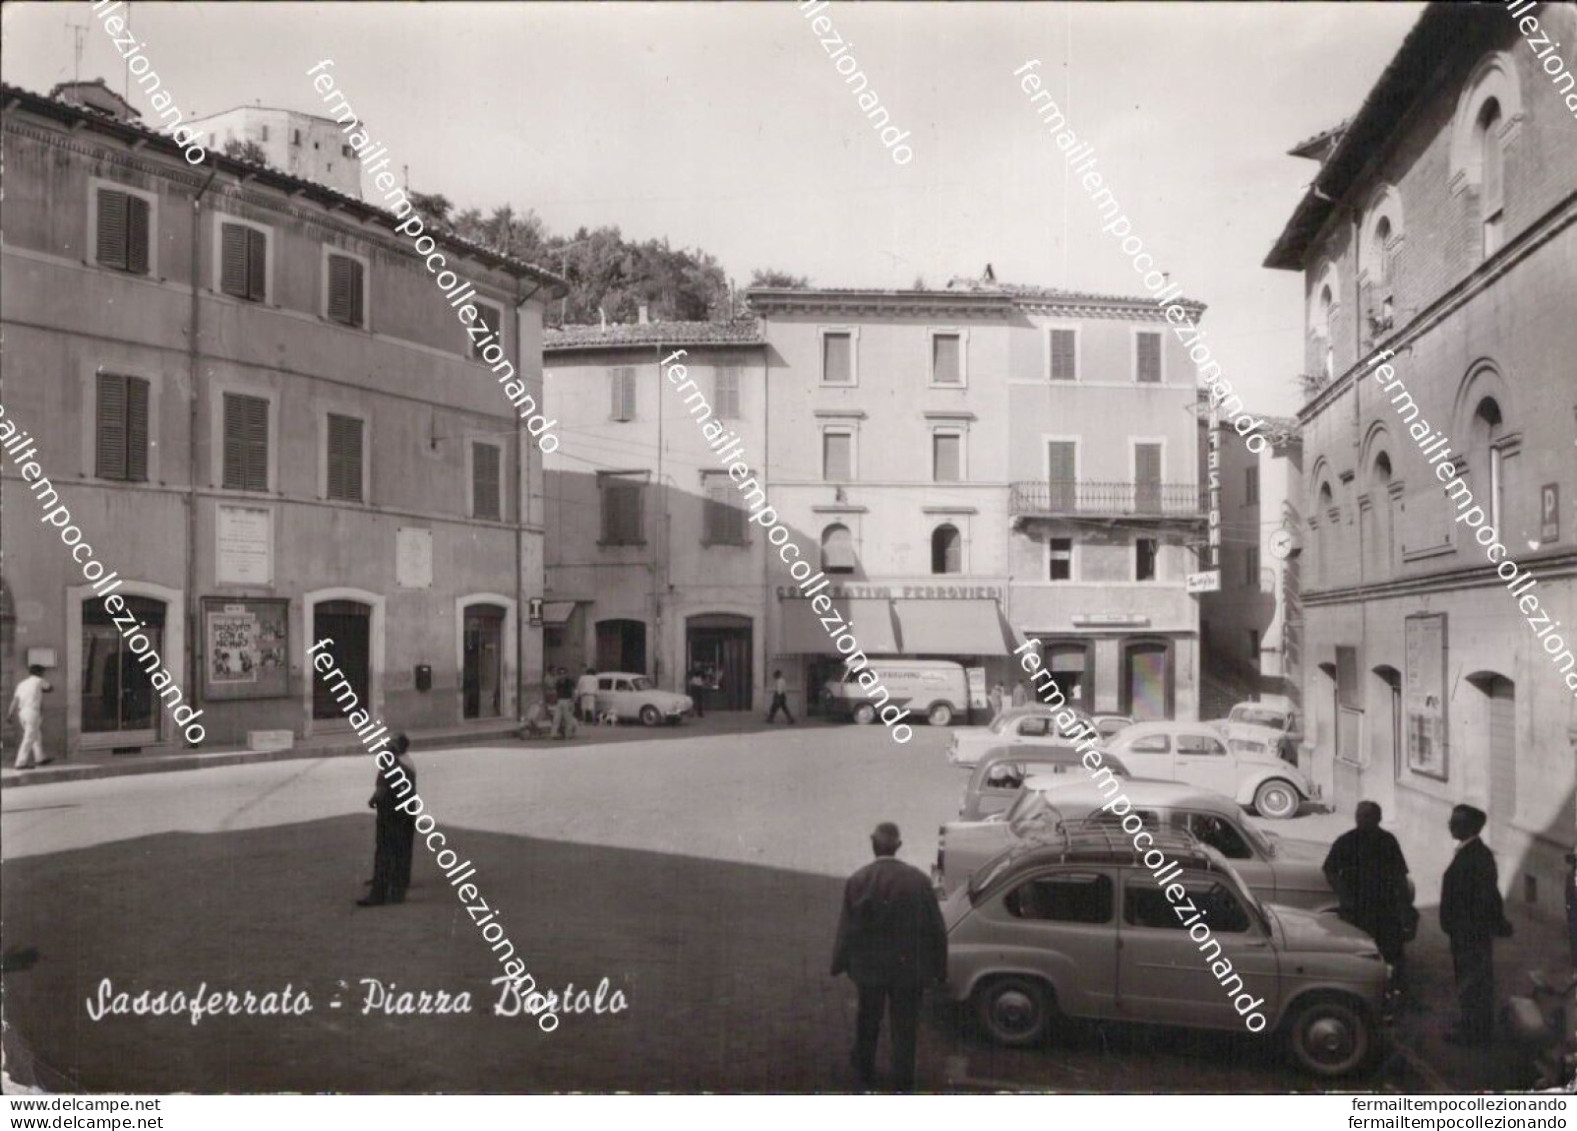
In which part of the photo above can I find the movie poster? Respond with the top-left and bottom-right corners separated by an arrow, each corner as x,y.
203,598 -> 289,700
1404,612 -> 1447,779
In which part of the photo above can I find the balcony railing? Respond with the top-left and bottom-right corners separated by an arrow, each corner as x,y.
1011,479 -> 1206,517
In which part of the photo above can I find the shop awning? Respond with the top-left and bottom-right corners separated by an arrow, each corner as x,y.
779,598 -> 900,654
541,601 -> 577,626
893,598 -> 1016,656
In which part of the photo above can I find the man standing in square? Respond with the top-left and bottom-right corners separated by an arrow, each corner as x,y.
1440,803 -> 1512,1045
830,822 -> 948,1091
7,664 -> 53,770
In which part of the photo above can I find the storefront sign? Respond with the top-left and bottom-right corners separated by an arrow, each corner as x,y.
1071,614 -> 1150,627
1186,570 -> 1220,594
776,584 -> 1004,600
1207,413 -> 1221,569
216,505 -> 273,586
1404,612 -> 1448,780
203,598 -> 289,700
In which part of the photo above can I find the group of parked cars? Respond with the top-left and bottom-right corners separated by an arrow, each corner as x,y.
930,701 -> 1396,1078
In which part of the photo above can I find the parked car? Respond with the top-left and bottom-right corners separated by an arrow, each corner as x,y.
1103,720 -> 1318,819
946,704 -> 1099,766
957,745 -> 1134,822
824,658 -> 967,726
593,672 -> 692,726
1093,714 -> 1134,741
934,777 -> 1332,907
942,827 -> 1388,1077
1213,702 -> 1302,763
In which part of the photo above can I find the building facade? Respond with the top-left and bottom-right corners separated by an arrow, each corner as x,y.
1,83 -> 557,759
1197,411 -> 1303,718
541,320 -> 769,709
1265,3 -> 1577,914
186,106 -> 366,198
749,281 -> 1208,721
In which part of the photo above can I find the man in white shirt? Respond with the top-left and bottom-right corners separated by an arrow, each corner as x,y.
8,665 -> 53,769
575,667 -> 599,723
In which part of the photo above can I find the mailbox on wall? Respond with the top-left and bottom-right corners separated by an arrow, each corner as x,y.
415,664 -> 432,693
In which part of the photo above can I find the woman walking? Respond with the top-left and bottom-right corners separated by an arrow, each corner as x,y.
358,732 -> 416,907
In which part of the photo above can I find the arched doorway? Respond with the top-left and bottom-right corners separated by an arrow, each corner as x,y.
312,599 -> 372,720
82,594 -> 168,743
463,603 -> 506,719
596,618 -> 647,675
686,613 -> 754,711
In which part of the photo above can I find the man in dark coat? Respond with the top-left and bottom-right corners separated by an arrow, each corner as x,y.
830,822 -> 948,1091
359,733 -> 416,907
1439,803 -> 1512,1045
1323,801 -> 1412,994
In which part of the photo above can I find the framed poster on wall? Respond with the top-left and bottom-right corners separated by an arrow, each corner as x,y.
203,598 -> 290,700
1404,612 -> 1448,779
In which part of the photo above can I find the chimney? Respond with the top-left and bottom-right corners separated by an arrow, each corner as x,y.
638,303 -> 650,325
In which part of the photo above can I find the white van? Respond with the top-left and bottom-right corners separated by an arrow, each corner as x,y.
824,658 -> 969,727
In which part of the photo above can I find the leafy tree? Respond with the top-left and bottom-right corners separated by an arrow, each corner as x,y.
409,192 -> 453,226
749,268 -> 810,289
221,138 -> 270,167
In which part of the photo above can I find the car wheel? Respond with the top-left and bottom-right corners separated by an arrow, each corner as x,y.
974,976 -> 1054,1047
852,703 -> 877,725
1285,995 -> 1373,1077
639,705 -> 662,727
928,703 -> 954,727
1254,779 -> 1300,820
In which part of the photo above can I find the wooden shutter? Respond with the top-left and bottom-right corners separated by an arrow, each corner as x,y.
714,367 -> 740,418
126,195 -> 150,274
933,434 -> 961,482
1136,332 -> 1162,383
932,335 -> 961,384
96,374 -> 128,479
1047,441 -> 1076,509
1135,443 -> 1162,511
224,393 -> 269,491
823,333 -> 851,384
609,369 -> 635,421
473,443 -> 501,520
823,432 -> 851,480
704,474 -> 741,544
247,228 -> 267,300
1050,329 -> 1077,380
97,190 -> 129,270
326,413 -> 364,502
220,223 -> 249,297
328,255 -> 363,326
125,377 -> 149,482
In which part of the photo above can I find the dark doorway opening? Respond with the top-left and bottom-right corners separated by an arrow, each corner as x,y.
595,618 -> 647,675
686,614 -> 753,711
313,599 -> 371,720
83,594 -> 167,743
463,604 -> 505,719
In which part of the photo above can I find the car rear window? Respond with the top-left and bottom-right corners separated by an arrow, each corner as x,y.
1127,733 -> 1169,753
1004,871 -> 1112,923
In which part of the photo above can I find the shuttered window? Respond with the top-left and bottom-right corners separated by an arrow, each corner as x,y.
222,393 -> 270,491
713,367 -> 741,418
96,189 -> 151,275
472,442 -> 501,520
1135,442 -> 1162,511
325,413 -> 364,502
95,374 -> 149,482
609,368 -> 636,422
1049,329 -> 1078,381
933,433 -> 962,482
1049,537 -> 1074,581
822,431 -> 853,481
1135,331 -> 1162,383
702,472 -> 744,545
822,332 -> 853,384
471,304 -> 502,361
1047,440 -> 1077,511
220,223 -> 268,301
932,334 -> 961,385
600,474 -> 645,545
326,253 -> 365,327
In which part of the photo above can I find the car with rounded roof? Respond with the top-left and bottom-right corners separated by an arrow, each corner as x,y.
592,672 -> 693,726
946,704 -> 1098,767
934,776 -> 1332,907
956,745 -> 1135,822
1102,720 -> 1317,819
942,827 -> 1388,1077
1214,702 -> 1302,762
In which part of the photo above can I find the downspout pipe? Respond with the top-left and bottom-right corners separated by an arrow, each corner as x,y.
187,168 -> 217,748
513,275 -> 544,726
